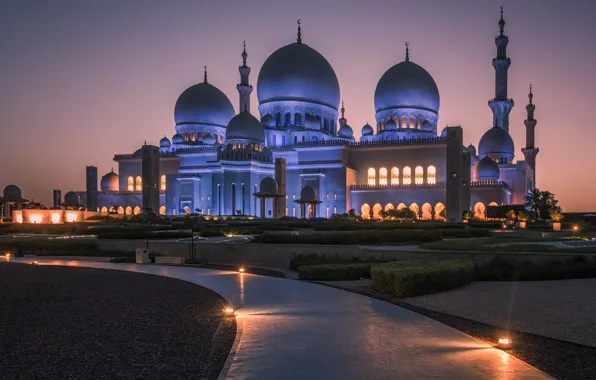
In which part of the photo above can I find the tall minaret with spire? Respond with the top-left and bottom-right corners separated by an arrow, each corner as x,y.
236,41 -> 252,113
338,101 -> 347,127
488,6 -> 514,132
522,85 -> 539,186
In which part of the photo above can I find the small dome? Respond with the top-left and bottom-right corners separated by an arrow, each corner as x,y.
300,186 -> 317,202
259,177 -> 278,194
304,114 -> 320,130
374,61 -> 440,114
440,127 -> 448,137
226,112 -> 265,144
101,171 -> 119,192
362,124 -> 374,136
3,185 -> 22,202
160,137 -> 171,148
467,144 -> 477,156
257,43 -> 340,110
385,119 -> 397,131
172,133 -> 184,144
338,124 -> 353,138
474,157 -> 500,181
478,126 -> 514,159
64,191 -> 80,207
262,114 -> 276,128
174,82 -> 235,127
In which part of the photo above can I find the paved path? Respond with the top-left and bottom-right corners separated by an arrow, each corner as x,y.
5,257 -> 551,380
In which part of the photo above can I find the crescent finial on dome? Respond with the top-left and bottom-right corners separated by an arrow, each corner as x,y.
528,84 -> 533,104
242,40 -> 247,67
203,65 -> 208,83
297,19 -> 302,44
405,42 -> 410,62
341,100 -> 345,118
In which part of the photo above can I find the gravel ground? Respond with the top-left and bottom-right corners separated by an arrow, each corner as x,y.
406,279 -> 596,347
0,263 -> 236,380
319,279 -> 596,380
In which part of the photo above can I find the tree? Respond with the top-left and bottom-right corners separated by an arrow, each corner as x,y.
379,209 -> 389,220
505,210 -> 516,221
236,209 -> 243,216
347,209 -> 356,217
524,189 -> 542,221
462,210 -> 472,221
517,211 -> 529,222
397,208 -> 416,220
439,208 -> 447,220
549,209 -> 564,222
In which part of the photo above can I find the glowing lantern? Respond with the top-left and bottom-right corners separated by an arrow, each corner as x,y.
15,214 -> 23,224
223,307 -> 235,315
238,267 -> 245,273
497,338 -> 512,349
65,212 -> 78,223
29,214 -> 43,224
51,213 -> 61,224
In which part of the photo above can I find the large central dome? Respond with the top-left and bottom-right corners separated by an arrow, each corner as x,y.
374,61 -> 440,114
174,82 -> 235,127
257,43 -> 340,110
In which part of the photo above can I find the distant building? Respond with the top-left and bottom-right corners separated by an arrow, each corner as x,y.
53,190 -> 62,209
85,166 -> 98,212
72,10 -> 538,222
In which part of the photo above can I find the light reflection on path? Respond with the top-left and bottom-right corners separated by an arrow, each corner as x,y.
5,257 -> 552,380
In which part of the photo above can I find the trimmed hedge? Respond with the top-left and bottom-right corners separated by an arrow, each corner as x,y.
0,239 -> 98,253
297,263 -> 373,281
289,253 -> 388,271
97,230 -> 192,239
371,260 -> 476,297
252,230 -> 442,245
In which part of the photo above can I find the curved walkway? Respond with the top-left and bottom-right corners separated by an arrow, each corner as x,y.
8,258 -> 551,379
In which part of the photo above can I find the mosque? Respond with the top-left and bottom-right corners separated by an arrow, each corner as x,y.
69,9 -> 539,222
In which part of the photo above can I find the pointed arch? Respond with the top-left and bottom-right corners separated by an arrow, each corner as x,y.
117,206 -> 125,215
160,175 -> 166,191
159,206 -> 166,215
372,203 -> 383,220
397,203 -> 407,210
361,203 -> 371,220
125,206 -> 132,215
427,165 -> 436,184
135,176 -> 142,191
390,167 -> 399,185
421,203 -> 432,220
384,203 -> 394,211
403,167 -> 412,185
474,202 -> 486,219
367,168 -> 376,185
409,203 -> 419,219
434,202 -> 445,220
401,117 -> 407,129
379,167 -> 388,186
133,206 -> 141,215
127,176 -> 134,191
415,166 -> 424,184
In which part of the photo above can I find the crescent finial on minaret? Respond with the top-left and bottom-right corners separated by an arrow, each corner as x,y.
529,84 -> 533,105
242,40 -> 248,67
405,42 -> 410,61
203,65 -> 208,83
499,6 -> 505,36
297,19 -> 302,44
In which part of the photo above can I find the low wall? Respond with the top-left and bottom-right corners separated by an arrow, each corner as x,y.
96,239 -> 594,269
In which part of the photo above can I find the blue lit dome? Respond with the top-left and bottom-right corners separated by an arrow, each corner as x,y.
338,124 -> 353,138
261,114 -> 276,128
362,124 -> 374,136
440,127 -> 448,137
174,83 -> 235,127
257,43 -> 340,110
478,126 -> 514,161
160,137 -> 171,148
64,191 -> 80,207
467,144 -> 477,156
474,157 -> 500,181
172,133 -> 184,144
101,171 -> 119,192
374,61 -> 440,114
385,119 -> 397,131
226,112 -> 265,145
3,185 -> 22,202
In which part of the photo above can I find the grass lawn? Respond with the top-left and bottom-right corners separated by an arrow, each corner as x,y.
420,237 -> 596,253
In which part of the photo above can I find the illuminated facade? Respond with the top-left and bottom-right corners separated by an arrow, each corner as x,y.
73,10 -> 538,221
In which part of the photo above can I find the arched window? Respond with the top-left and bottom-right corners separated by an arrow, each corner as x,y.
159,206 -> 166,215
302,135 -> 305,143
397,203 -> 407,210
409,203 -> 419,219
135,176 -> 142,191
220,135 -> 223,144
367,168 -> 376,185
160,175 -> 166,191
312,136 -> 318,143
125,206 -> 132,215
427,165 -> 436,184
190,132 -> 195,141
390,167 -> 399,185
421,203 -> 432,220
281,135 -> 286,145
133,206 -> 141,215
184,132 -> 189,141
384,203 -> 394,211
474,202 -> 486,219
401,117 -> 407,129
295,113 -> 302,127
127,176 -> 134,191
417,118 -> 422,129
294,136 -> 298,144
372,203 -> 383,220
409,117 -> 415,129
434,202 -> 445,220
117,206 -> 125,215
272,135 -> 277,146
100,207 -> 108,214
214,134 -> 218,144
403,167 -> 411,185
285,112 -> 292,126
379,167 -> 388,186
415,166 -> 424,184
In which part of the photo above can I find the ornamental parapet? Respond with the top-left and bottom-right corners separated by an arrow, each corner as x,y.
470,180 -> 511,190
350,182 -> 445,190
114,152 -> 178,160
350,136 -> 446,147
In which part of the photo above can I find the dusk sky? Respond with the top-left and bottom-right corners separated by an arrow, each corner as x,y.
1,0 -> 595,211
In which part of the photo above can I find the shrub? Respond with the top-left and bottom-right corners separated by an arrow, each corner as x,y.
0,239 -> 97,254
477,255 -> 596,281
297,263 -> 373,281
252,230 -> 443,245
371,260 -> 476,297
97,230 -> 192,239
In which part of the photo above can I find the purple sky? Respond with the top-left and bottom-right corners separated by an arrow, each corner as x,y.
1,0 -> 595,211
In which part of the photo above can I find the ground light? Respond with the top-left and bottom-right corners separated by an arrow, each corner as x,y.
573,225 -> 579,232
497,338 -> 512,349
31,261 -> 39,265
238,266 -> 245,273
223,307 -> 235,315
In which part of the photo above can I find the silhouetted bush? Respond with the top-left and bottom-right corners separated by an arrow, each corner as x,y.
0,239 -> 98,254
371,260 -> 476,297
289,253 -> 389,271
297,263 -> 374,281
252,230 -> 442,245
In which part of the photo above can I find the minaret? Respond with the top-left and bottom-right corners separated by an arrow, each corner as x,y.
236,41 -> 252,113
522,85 -> 539,184
338,101 -> 347,127
488,6 -> 514,132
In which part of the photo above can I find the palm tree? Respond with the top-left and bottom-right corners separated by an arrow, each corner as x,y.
525,189 -> 542,221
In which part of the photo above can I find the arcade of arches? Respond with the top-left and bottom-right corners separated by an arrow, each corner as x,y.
360,202 -> 446,220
